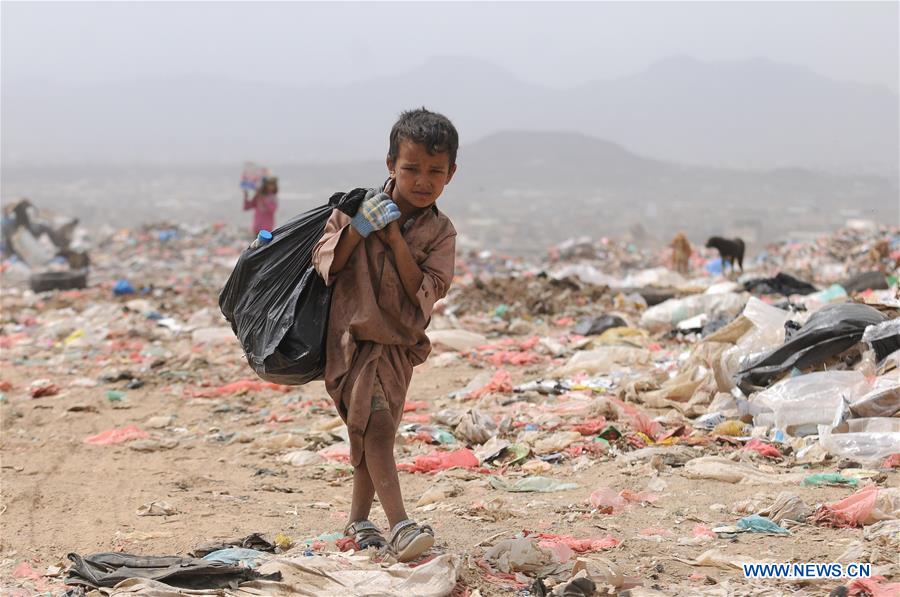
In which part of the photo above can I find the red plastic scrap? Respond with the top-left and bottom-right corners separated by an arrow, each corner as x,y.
466,370 -> 513,399
30,383 -> 60,398
571,418 -> 607,435
404,400 -> 429,412
335,537 -> 359,552
396,448 -> 480,473
534,532 -> 620,552
192,379 -> 292,397
84,425 -> 150,445
743,438 -> 782,459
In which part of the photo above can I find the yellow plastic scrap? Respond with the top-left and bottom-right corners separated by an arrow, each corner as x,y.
273,533 -> 294,551
713,420 -> 748,437
595,327 -> 648,346
61,329 -> 86,347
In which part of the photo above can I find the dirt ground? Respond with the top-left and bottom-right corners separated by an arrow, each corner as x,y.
2,352 -> 889,596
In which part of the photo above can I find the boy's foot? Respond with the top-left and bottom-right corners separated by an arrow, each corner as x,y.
344,520 -> 387,550
388,519 -> 434,563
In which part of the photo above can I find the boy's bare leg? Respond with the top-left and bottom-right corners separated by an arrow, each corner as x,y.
363,410 -> 408,528
348,455 -> 376,523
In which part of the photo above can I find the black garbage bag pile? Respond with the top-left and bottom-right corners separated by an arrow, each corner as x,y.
735,302 -> 888,393
218,189 -> 366,385
743,272 -> 817,297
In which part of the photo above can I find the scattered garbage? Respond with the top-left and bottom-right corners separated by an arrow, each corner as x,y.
2,216 -> 898,595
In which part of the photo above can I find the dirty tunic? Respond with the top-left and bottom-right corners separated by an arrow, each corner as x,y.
312,204 -> 456,466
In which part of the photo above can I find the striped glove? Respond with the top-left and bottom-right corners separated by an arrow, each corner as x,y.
351,192 -> 401,238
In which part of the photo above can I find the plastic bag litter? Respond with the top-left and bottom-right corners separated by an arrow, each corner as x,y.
280,450 -> 325,467
535,533 -> 620,553
682,456 -> 803,485
396,448 -> 479,473
589,488 -> 659,513
218,189 -> 365,385
532,431 -> 583,455
201,548 -> 267,568
136,501 -> 177,517
846,578 -> 900,597
863,519 -> 900,546
850,374 -> 900,418
751,370 -> 865,436
573,314 -> 627,336
483,538 -> 563,576
640,292 -> 746,332
862,319 -> 900,363
819,417 -> 900,464
427,329 -> 487,352
813,486 -> 900,528
801,473 -> 858,487
254,552 -> 461,597
742,438 -> 781,459
554,346 -> 651,376
757,492 -> 811,524
737,302 -> 888,391
672,549 -> 764,570
84,425 -> 150,445
735,514 -> 790,535
489,476 -> 579,493
454,409 -> 497,445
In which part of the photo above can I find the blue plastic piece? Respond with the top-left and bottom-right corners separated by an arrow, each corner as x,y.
113,279 -> 135,296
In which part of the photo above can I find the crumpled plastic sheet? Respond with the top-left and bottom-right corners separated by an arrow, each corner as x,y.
104,553 -> 461,597
682,456 -> 804,485
812,486 -> 900,528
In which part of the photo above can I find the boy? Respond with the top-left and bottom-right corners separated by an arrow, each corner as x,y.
312,108 -> 458,562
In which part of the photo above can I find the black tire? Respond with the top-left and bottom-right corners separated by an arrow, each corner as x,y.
29,270 -> 89,293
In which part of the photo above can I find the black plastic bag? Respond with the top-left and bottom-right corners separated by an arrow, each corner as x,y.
218,189 -> 367,385
735,302 -> 887,392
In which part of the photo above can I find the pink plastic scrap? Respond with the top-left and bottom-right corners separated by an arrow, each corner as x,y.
534,532 -> 620,553
84,425 -> 150,445
692,524 -> 716,538
317,443 -> 351,463
589,487 -> 660,513
847,577 -> 900,597
466,370 -> 513,400
396,448 -> 480,473
813,485 -> 879,528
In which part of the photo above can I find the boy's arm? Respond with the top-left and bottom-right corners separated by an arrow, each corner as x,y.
328,226 -> 364,277
382,221 -> 455,317
383,223 -> 424,304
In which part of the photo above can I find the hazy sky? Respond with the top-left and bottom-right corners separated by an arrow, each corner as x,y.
2,1 -> 898,92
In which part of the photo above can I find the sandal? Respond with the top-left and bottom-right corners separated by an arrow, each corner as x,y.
388,519 -> 434,562
344,520 -> 387,550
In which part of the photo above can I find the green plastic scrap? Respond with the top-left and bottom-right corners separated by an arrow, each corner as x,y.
598,425 -> 621,441
736,515 -> 790,535
489,475 -> 579,493
106,390 -> 124,402
801,473 -> 858,487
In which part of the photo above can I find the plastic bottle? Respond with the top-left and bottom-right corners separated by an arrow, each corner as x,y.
249,230 -> 273,250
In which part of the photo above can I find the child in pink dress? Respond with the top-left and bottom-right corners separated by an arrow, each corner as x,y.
243,176 -> 278,235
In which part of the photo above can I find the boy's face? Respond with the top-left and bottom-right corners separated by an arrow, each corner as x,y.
387,139 -> 456,210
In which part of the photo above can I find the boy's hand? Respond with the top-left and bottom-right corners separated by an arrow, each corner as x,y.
351,192 -> 401,238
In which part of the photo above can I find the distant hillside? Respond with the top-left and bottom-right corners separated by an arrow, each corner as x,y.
2,55 -> 897,174
3,129 -> 895,256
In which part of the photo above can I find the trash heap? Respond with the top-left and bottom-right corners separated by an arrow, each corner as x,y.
1,219 -> 898,597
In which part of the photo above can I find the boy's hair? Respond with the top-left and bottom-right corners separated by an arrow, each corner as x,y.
388,108 -> 459,168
